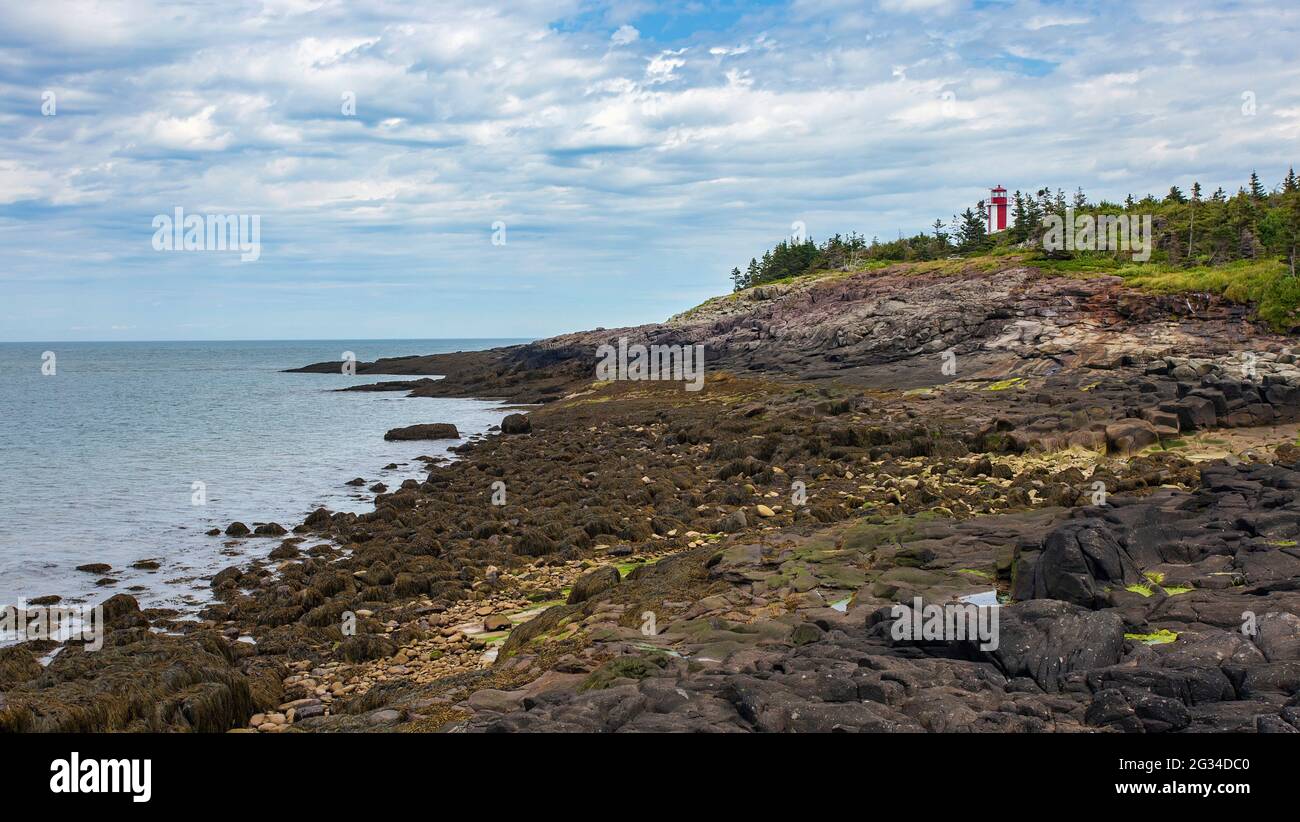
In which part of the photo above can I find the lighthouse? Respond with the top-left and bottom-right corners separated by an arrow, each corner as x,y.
987,186 -> 1008,233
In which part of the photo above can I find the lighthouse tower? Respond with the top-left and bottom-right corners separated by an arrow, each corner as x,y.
987,186 -> 1009,233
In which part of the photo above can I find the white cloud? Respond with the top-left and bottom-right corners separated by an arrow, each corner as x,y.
140,106 -> 234,152
647,49 -> 687,83
1025,15 -> 1090,30
1,0 -> 1297,340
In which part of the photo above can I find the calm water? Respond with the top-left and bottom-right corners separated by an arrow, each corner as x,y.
0,339 -> 527,613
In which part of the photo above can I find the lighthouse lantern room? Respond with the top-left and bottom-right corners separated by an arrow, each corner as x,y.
987,186 -> 1009,233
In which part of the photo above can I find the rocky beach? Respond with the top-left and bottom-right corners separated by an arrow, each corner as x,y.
4,258 -> 1300,734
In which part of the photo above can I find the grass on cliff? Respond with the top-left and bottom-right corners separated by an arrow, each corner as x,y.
689,252 -> 1300,332
958,253 -> 1299,331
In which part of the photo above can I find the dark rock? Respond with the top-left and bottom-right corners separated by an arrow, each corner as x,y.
100,593 -> 149,628
1105,419 -> 1159,455
384,423 -> 460,441
500,414 -> 531,435
338,634 -> 397,663
211,566 -> 243,589
976,599 -> 1125,689
268,542 -> 300,560
1029,520 -> 1142,607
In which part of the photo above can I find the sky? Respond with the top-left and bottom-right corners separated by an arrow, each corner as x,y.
1,0 -> 1298,342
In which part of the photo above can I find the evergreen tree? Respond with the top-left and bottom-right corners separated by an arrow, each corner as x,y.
956,206 -> 989,253
1249,170 -> 1267,200
1286,188 -> 1300,276
931,219 -> 948,247
726,168 -> 1300,289
1010,191 -> 1030,242
1188,182 -> 1201,264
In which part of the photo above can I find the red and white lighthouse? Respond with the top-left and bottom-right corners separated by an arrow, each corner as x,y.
987,186 -> 1008,233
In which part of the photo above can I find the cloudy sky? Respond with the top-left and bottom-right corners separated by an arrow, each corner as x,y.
1,0 -> 1298,341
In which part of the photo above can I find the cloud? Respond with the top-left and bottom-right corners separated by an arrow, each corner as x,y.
0,0 -> 1296,341
646,48 -> 687,83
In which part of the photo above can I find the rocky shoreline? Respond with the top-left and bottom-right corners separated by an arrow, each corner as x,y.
4,261 -> 1300,733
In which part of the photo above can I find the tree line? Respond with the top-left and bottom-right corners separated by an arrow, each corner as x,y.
729,168 -> 1300,291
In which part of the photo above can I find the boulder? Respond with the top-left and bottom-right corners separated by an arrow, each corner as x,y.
1160,396 -> 1217,431
1028,520 -> 1142,608
500,414 -> 531,435
467,688 -> 525,713
1104,419 -> 1159,455
383,423 -> 460,441
1138,407 -> 1180,431
974,599 -> 1125,689
338,634 -> 397,663
100,593 -> 149,628
567,566 -> 622,605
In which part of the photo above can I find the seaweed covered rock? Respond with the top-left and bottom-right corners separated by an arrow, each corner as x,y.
0,631 -> 258,732
338,634 -> 397,663
567,566 -> 621,605
384,423 -> 460,441
500,413 -> 531,435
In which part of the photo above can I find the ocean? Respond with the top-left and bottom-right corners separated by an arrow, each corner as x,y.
0,339 -> 527,615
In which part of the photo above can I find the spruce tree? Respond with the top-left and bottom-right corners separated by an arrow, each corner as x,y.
956,206 -> 989,253
1249,171 -> 1267,200
1011,191 -> 1029,242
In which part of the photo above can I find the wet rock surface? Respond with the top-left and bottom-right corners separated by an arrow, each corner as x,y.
8,264 -> 1300,732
